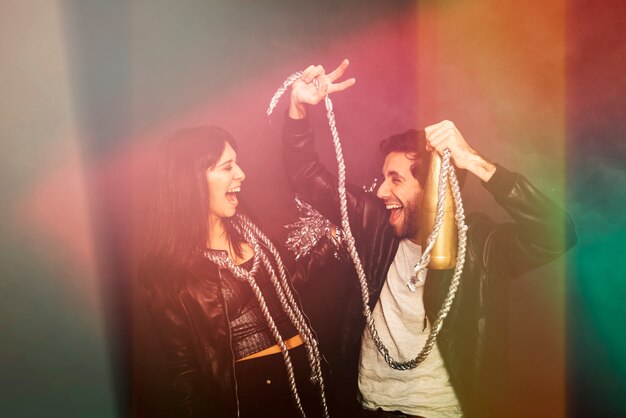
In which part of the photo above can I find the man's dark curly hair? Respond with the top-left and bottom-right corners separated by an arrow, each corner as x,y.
379,129 -> 466,187
379,129 -> 429,185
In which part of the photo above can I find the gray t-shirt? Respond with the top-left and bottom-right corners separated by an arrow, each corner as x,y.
358,239 -> 462,417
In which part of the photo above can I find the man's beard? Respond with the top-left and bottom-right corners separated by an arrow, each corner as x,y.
394,197 -> 420,240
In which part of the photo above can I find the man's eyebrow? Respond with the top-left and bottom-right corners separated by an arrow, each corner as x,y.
384,170 -> 404,179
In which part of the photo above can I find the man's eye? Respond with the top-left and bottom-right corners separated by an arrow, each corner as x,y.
392,178 -> 401,184
224,165 -> 233,171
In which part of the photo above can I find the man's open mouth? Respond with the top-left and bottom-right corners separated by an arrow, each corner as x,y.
386,202 -> 403,224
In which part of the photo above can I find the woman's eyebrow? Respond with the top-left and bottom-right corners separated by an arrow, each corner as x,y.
216,158 -> 235,168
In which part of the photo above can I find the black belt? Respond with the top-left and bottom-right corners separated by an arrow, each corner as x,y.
361,408 -> 425,418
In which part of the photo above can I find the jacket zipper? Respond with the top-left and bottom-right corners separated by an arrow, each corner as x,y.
217,267 -> 241,417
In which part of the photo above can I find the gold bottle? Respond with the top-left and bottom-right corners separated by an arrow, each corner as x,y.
420,151 -> 457,270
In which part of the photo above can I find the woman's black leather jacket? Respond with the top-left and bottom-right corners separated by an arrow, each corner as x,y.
142,236 -> 340,417
141,254 -> 239,417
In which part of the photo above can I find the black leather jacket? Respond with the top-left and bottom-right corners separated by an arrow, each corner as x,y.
141,254 -> 239,417
141,239 -> 337,417
282,116 -> 577,417
140,230 -> 350,418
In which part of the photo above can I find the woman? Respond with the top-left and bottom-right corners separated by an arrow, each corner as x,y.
139,125 -> 329,417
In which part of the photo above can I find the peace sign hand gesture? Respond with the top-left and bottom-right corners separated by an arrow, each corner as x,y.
289,59 -> 356,119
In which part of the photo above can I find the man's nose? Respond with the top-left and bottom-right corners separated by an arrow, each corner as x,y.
376,180 -> 389,199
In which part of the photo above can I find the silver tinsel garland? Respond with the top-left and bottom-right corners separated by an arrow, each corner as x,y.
284,196 -> 345,260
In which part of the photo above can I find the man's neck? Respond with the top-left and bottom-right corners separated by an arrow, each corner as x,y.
408,231 -> 420,245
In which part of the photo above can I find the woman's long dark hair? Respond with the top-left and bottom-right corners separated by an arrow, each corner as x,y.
142,125 -> 245,278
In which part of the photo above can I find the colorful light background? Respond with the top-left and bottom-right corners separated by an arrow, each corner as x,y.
1,1 -> 624,417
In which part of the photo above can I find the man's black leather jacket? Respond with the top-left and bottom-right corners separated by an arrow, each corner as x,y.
283,116 -> 577,417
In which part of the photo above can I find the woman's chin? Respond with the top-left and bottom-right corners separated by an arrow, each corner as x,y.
211,208 -> 237,221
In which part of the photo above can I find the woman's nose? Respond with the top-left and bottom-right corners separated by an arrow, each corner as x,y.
235,164 -> 245,181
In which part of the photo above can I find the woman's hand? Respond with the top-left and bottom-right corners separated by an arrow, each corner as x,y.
289,59 -> 356,119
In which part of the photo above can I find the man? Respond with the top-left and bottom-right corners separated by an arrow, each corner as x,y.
283,60 -> 576,417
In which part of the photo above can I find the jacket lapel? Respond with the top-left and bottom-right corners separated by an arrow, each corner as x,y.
423,268 -> 454,323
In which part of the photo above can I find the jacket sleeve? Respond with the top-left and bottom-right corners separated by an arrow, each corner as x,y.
282,115 -> 376,239
142,284 -> 207,417
480,164 -> 577,278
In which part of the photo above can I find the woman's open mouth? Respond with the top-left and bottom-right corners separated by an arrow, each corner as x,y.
226,186 -> 240,205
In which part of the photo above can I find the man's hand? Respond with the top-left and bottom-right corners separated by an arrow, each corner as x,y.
289,59 -> 356,119
424,120 -> 496,182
